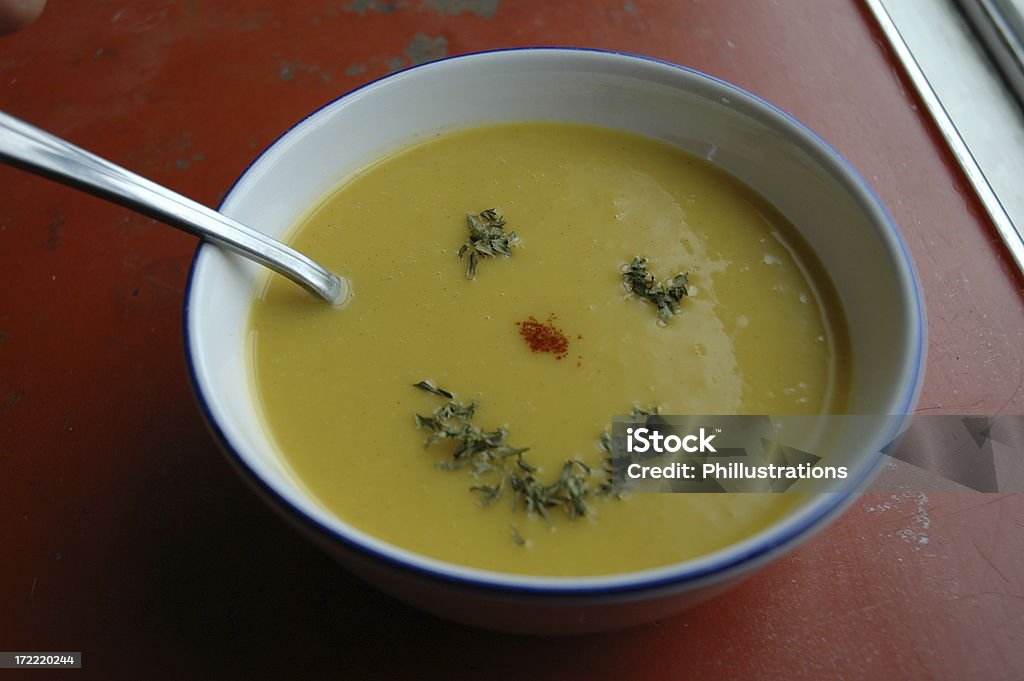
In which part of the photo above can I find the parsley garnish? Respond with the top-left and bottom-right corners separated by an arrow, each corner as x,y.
458,209 -> 520,279
622,256 -> 689,323
411,381 -> 623,531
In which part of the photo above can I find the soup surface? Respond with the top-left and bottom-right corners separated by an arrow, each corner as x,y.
249,123 -> 850,576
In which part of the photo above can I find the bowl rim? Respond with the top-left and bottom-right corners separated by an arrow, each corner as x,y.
183,47 -> 926,598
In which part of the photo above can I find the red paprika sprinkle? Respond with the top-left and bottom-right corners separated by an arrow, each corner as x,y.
516,315 -> 570,359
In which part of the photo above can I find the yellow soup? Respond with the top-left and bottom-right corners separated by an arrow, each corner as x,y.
249,123 -> 851,576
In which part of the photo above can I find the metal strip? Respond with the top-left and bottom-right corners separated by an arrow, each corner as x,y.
954,0 -> 1024,106
864,0 -> 1024,276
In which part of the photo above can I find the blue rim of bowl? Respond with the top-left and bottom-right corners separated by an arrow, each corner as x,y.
183,47 -> 926,598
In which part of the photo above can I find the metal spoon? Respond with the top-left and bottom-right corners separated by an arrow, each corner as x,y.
0,110 -> 347,305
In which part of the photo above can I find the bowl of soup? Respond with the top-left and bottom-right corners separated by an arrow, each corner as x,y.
184,48 -> 924,634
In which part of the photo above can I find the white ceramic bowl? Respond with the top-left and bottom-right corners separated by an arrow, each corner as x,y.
185,49 -> 925,634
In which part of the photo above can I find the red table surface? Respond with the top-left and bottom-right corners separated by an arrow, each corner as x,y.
1,1 -> 1022,678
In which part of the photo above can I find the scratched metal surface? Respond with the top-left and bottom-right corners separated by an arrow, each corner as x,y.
0,1 -> 1021,678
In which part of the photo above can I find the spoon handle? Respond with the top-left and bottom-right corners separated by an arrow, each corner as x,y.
0,110 -> 346,304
